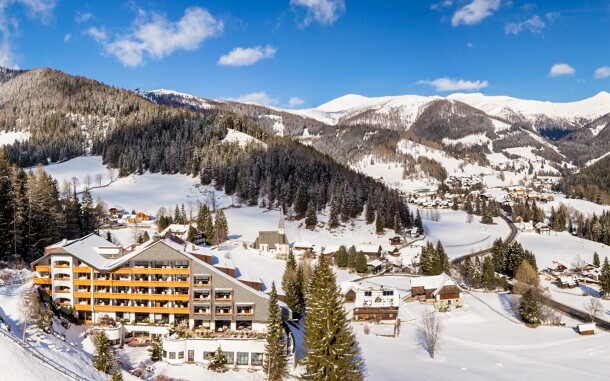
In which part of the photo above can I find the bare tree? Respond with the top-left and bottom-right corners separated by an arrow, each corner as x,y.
71,176 -> 80,193
84,174 -> 92,190
584,298 -> 603,322
95,173 -> 103,187
572,254 -> 586,273
107,168 -> 117,182
417,310 -> 443,358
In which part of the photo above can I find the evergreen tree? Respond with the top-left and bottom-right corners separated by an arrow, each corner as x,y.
186,225 -> 197,243
347,245 -> 358,269
305,201 -> 317,229
490,238 -> 507,274
213,209 -> 228,244
355,251 -> 368,273
600,257 -> 610,297
481,257 -> 496,290
111,367 -> 123,381
420,242 -> 436,275
436,241 -> 450,275
148,336 -> 162,362
593,252 -> 600,268
375,210 -> 384,234
335,245 -> 348,268
293,185 -> 308,217
414,209 -> 423,233
204,209 -> 214,245
264,282 -> 288,381
480,207 -> 493,224
302,257 -> 364,381
519,288 -> 541,325
451,197 -> 459,211
365,199 -> 375,224
92,330 -> 112,373
328,195 -> 340,229
281,251 -> 303,316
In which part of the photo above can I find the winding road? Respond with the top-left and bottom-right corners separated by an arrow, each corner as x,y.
451,213 -> 518,264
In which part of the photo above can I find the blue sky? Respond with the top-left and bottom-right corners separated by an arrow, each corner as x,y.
4,0 -> 610,107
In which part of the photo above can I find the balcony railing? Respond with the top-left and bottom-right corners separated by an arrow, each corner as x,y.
113,267 -> 190,275
33,277 -> 52,285
35,265 -> 51,272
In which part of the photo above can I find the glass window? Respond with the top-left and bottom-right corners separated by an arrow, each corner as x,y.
236,352 -> 249,365
178,351 -> 184,359
364,291 -> 372,296
222,351 -> 234,364
383,290 -> 394,296
251,353 -> 263,366
162,350 -> 167,358
203,351 -> 213,361
169,352 -> 176,359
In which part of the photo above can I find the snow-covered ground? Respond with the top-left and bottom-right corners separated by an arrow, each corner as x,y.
541,194 -> 610,218
42,156 -> 233,215
518,231 -> 610,270
421,209 -> 510,259
0,130 -> 30,145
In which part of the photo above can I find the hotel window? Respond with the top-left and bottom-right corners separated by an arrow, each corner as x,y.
203,351 -> 213,361
162,350 -> 167,358
251,353 -> 263,366
364,291 -> 372,297
222,351 -> 234,364
383,290 -> 394,296
169,352 -> 176,359
178,351 -> 184,359
175,260 -> 188,268
236,352 -> 249,365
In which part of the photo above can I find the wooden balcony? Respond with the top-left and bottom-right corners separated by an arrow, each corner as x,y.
73,279 -> 92,286
54,289 -> 71,294
74,304 -> 92,311
93,305 -> 189,314
194,310 -> 211,315
113,267 -> 190,275
35,265 -> 51,272
72,266 -> 91,273
53,264 -> 71,269
53,277 -> 71,281
33,277 -> 51,285
74,291 -> 91,298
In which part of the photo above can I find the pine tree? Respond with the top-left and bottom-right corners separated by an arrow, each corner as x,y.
264,282 -> 288,380
420,242 -> 436,275
365,199 -> 375,224
481,257 -> 496,290
186,225 -> 197,243
347,245 -> 357,269
305,201 -> 317,229
436,241 -> 450,275
92,330 -> 112,373
519,288 -> 541,325
335,245 -> 348,268
148,336 -> 162,361
293,185 -> 308,217
375,210 -> 384,234
302,256 -> 364,381
111,367 -> 123,381
600,257 -> 610,297
355,251 -> 368,273
328,196 -> 340,229
213,209 -> 228,244
414,209 -> 423,232
593,252 -> 600,268
281,251 -> 303,316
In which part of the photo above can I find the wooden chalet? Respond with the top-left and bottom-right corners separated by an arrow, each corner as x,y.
410,274 -> 463,307
557,275 -> 578,288
389,236 -> 402,246
356,244 -> 383,260
353,287 -> 400,322
577,323 -> 595,335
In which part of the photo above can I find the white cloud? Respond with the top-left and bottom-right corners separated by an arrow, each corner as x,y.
89,7 -> 223,67
549,63 -> 575,77
417,77 -> 489,92
75,11 -> 93,23
63,33 -> 71,42
229,91 -> 278,106
466,42 -> 474,48
504,15 -> 545,35
0,0 -> 57,68
452,0 -> 500,26
431,0 -> 453,10
290,0 -> 345,26
594,66 -> 610,79
85,26 -> 107,43
287,97 -> 305,107
218,45 -> 276,66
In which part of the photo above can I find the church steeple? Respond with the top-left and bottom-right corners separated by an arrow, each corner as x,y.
278,207 -> 285,235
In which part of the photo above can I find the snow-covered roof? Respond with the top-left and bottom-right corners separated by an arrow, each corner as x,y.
357,244 -> 381,253
37,233 -> 121,269
293,241 -> 313,249
323,245 -> 341,254
368,259 -> 383,268
410,274 -> 458,293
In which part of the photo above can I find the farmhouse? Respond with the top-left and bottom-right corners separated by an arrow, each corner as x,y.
367,259 -> 384,274
353,287 -> 400,321
410,274 -> 463,307
356,244 -> 383,260
160,224 -> 206,246
577,323 -> 596,335
557,275 -> 578,288
535,222 -> 551,235
253,209 -> 289,256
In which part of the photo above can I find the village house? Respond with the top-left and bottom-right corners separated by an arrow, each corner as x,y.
410,274 -> 464,308
356,244 -> 383,261
367,259 -> 384,274
557,275 -> 578,288
160,224 -> 206,246
292,241 -> 314,256
253,209 -> 289,256
535,222 -> 551,235
352,286 -> 400,321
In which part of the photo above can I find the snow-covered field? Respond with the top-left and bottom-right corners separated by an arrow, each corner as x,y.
0,130 -> 30,145
518,231 -> 610,270
541,194 -> 610,218
42,156 -> 233,215
351,276 -> 610,381
421,209 -> 510,258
